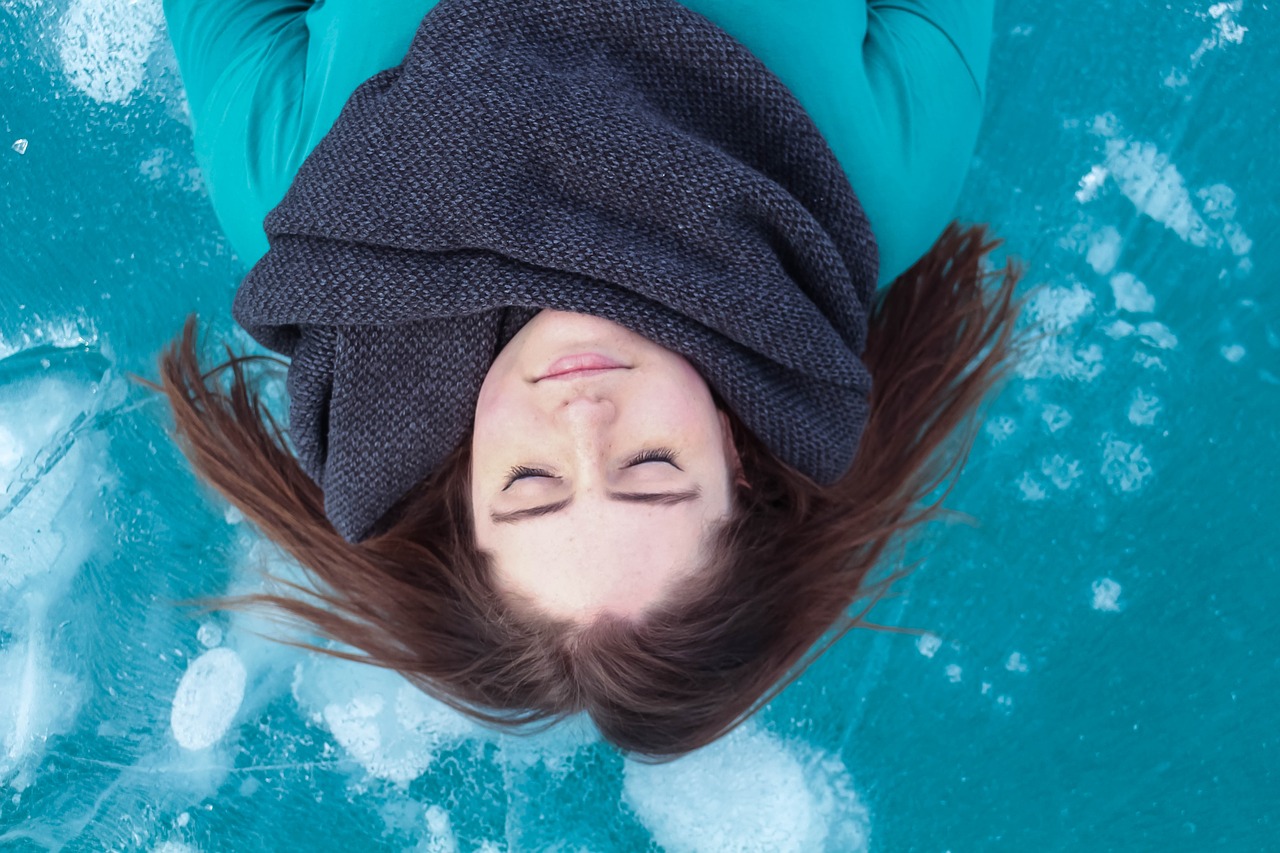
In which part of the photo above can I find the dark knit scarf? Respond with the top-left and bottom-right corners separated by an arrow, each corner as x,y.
233,0 -> 878,543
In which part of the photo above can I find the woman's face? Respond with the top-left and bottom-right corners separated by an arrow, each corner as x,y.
471,310 -> 740,622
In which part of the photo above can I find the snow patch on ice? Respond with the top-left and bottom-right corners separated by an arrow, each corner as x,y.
1085,115 -> 1252,266
916,634 -> 941,658
1101,437 -> 1153,493
623,726 -> 870,853
985,416 -> 1017,444
1221,344 -> 1246,363
293,660 -> 479,786
1016,283 -> 1103,381
1091,578 -> 1123,612
1041,404 -> 1072,434
58,0 -> 163,104
1017,472 -> 1047,502
1040,455 -> 1083,491
171,648 -> 246,750
1110,273 -> 1155,313
1191,0 -> 1247,65
1075,165 -> 1109,204
1127,389 -> 1162,427
1136,321 -> 1178,350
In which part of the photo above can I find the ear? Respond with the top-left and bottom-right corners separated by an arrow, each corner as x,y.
718,410 -> 750,490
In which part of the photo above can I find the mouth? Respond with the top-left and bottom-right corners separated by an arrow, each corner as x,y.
536,353 -> 630,382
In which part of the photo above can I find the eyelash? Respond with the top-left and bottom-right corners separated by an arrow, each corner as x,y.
502,448 -> 679,489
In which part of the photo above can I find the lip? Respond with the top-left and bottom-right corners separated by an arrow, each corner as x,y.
536,352 -> 630,382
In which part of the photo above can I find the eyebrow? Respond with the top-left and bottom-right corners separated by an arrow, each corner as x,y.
489,487 -> 703,525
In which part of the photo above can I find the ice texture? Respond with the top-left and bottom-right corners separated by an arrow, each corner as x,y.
623,725 -> 870,853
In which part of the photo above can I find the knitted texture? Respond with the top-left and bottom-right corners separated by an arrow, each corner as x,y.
234,0 -> 878,543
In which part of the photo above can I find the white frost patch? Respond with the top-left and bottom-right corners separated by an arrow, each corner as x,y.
1017,472 -> 1047,502
1221,344 -> 1246,363
1091,578 -> 1123,612
1085,225 -> 1122,274
1075,165 -> 1109,204
11,138 -> 28,156
422,805 -> 459,853
1040,455 -> 1083,491
1133,352 -> 1167,372
985,416 -> 1017,444
1191,0 -> 1247,65
1041,404 -> 1072,434
1110,273 -> 1155,313
1005,653 -> 1029,673
916,634 -> 941,658
1136,321 -> 1178,350
1100,437 -> 1153,493
1127,389 -> 1162,427
0,630 -> 83,792
1016,284 -> 1103,381
623,726 -> 870,853
59,0 -> 163,104
1087,115 -> 1252,263
171,648 -> 246,750
301,664 -> 478,786
944,664 -> 963,684
152,842 -> 199,853
1104,319 -> 1135,340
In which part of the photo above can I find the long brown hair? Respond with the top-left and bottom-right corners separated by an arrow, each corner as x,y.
144,221 -> 1030,761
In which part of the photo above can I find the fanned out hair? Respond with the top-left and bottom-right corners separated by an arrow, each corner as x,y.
145,221 -> 1030,761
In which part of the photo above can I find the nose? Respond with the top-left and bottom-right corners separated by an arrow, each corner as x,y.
557,393 -> 617,430
555,395 -> 616,482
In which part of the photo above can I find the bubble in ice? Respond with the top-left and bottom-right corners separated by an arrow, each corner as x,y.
171,648 -> 246,750
1005,652 -> 1029,673
945,664 -> 963,684
985,415 -> 1016,443
623,725 -> 869,853
1016,284 -> 1103,382
916,634 -> 942,658
1091,578 -> 1123,612
11,138 -> 28,156
1220,344 -> 1245,363
196,622 -> 223,649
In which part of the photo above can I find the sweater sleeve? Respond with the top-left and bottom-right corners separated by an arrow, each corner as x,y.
858,0 -> 995,285
162,0 -> 438,265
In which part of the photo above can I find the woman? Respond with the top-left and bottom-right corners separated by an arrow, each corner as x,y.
156,0 -> 1026,759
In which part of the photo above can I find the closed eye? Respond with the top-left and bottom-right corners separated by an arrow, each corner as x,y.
502,465 -> 558,491
624,448 -> 681,470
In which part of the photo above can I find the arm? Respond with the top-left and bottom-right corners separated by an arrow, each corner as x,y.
162,0 -> 439,265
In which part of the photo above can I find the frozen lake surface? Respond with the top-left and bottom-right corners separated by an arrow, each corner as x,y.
1,0 -> 1277,849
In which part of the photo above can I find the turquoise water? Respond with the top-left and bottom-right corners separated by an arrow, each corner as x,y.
2,0 -> 1276,850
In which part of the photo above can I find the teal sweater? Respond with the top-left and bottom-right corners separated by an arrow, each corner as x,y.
163,0 -> 992,287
